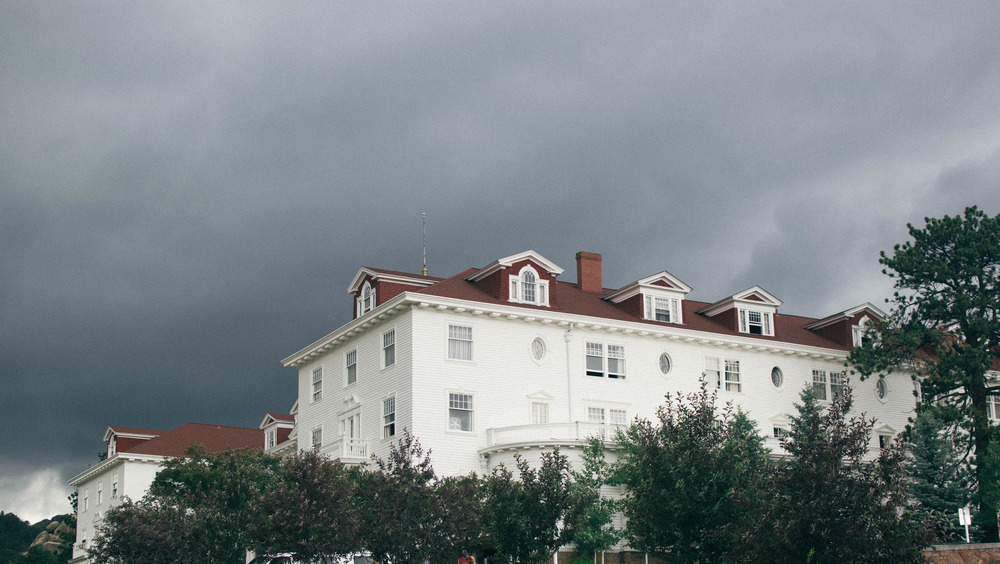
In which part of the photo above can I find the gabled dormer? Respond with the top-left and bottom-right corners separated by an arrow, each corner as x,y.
804,303 -> 886,348
103,426 -> 161,459
259,412 -> 295,451
347,267 -> 439,319
604,270 -> 692,325
465,250 -> 564,308
696,286 -> 783,336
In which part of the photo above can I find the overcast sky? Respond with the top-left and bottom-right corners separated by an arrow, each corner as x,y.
2,1 -> 999,523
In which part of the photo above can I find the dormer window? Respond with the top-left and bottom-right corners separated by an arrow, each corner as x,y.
358,282 -> 376,316
644,295 -> 681,324
509,266 -> 549,307
852,316 -> 871,347
739,309 -> 773,336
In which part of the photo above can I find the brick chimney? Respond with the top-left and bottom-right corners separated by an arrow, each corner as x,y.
576,251 -> 603,293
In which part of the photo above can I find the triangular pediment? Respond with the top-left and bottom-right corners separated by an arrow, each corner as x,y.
604,270 -> 692,303
804,303 -> 887,330
338,394 -> 362,415
347,267 -> 437,294
526,390 -> 555,401
466,250 -> 564,282
696,286 -> 782,317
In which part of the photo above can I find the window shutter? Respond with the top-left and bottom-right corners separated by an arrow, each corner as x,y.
509,276 -> 519,302
764,312 -> 772,335
644,295 -> 653,320
671,299 -> 680,323
739,309 -> 747,332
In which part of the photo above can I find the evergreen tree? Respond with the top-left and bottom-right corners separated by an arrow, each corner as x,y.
906,411 -> 972,540
742,384 -> 937,563
850,206 -> 1000,539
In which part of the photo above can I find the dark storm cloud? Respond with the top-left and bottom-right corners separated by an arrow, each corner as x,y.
2,1 -> 999,521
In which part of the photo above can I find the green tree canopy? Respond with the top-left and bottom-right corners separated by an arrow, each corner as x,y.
608,380 -> 770,563
850,205 -> 1000,538
742,384 -> 938,563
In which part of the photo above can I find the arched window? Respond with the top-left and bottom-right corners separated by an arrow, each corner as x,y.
522,270 -> 536,303
508,265 -> 550,306
358,282 -> 376,316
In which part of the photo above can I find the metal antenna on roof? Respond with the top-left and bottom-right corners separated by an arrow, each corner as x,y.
421,212 -> 428,276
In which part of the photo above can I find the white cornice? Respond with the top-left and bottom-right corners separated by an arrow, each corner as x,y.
282,291 -> 853,368
465,250 -> 564,282
68,453 -> 166,486
804,303 -> 887,330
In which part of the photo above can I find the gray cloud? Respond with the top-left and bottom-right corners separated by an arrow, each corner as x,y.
2,1 -> 999,522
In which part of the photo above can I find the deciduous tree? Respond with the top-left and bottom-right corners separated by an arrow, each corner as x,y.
609,380 -> 770,562
480,450 -> 574,564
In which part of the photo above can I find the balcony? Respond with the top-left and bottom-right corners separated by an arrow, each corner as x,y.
485,422 -> 623,452
321,438 -> 369,463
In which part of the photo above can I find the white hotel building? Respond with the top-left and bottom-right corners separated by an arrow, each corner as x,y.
279,250 -> 915,479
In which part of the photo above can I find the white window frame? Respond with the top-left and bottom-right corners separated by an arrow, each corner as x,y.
812,369 -> 846,401
266,429 -> 277,449
358,282 -> 376,316
311,427 -> 322,450
112,472 -> 118,499
83,489 -> 89,512
448,392 -> 474,432
705,356 -> 722,389
852,317 -> 871,347
382,329 -> 396,368
643,294 -> 682,324
988,395 -> 1000,421
531,401 -> 550,424
724,359 -> 741,392
97,482 -> 103,505
383,396 -> 396,439
587,407 -> 606,424
738,308 -> 774,336
346,349 -> 357,385
311,367 -> 323,402
587,406 -> 628,426
447,324 -> 474,361
585,341 -> 626,379
509,265 -> 550,307
812,370 -> 828,400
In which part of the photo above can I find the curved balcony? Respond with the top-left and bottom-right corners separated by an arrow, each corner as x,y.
483,422 -> 623,454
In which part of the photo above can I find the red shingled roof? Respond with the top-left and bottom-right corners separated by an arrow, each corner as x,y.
412,269 -> 852,350
121,423 -> 263,457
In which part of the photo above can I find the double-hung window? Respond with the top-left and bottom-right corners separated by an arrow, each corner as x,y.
448,393 -> 474,432
448,325 -> 473,361
813,369 -> 846,401
346,350 -> 357,385
705,357 -> 722,388
383,397 -> 396,438
357,283 -> 376,316
989,395 -> 1000,421
587,407 -> 606,424
311,367 -> 323,402
587,407 -> 627,426
739,309 -> 773,336
383,329 -> 395,367
97,482 -> 103,505
812,370 -> 828,400
112,472 -> 119,498
585,342 -> 625,378
266,429 -> 276,449
311,427 -> 322,450
830,371 -> 846,400
531,402 -> 550,424
724,360 -> 741,392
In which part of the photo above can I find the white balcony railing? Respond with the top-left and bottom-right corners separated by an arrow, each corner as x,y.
486,422 -> 623,449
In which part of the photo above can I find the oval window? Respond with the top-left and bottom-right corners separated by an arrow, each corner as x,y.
659,353 -> 672,375
530,338 -> 546,361
771,367 -> 783,388
876,378 -> 888,401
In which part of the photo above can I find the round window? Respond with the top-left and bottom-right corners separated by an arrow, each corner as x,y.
530,338 -> 546,361
875,378 -> 888,401
659,353 -> 672,375
771,367 -> 783,388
